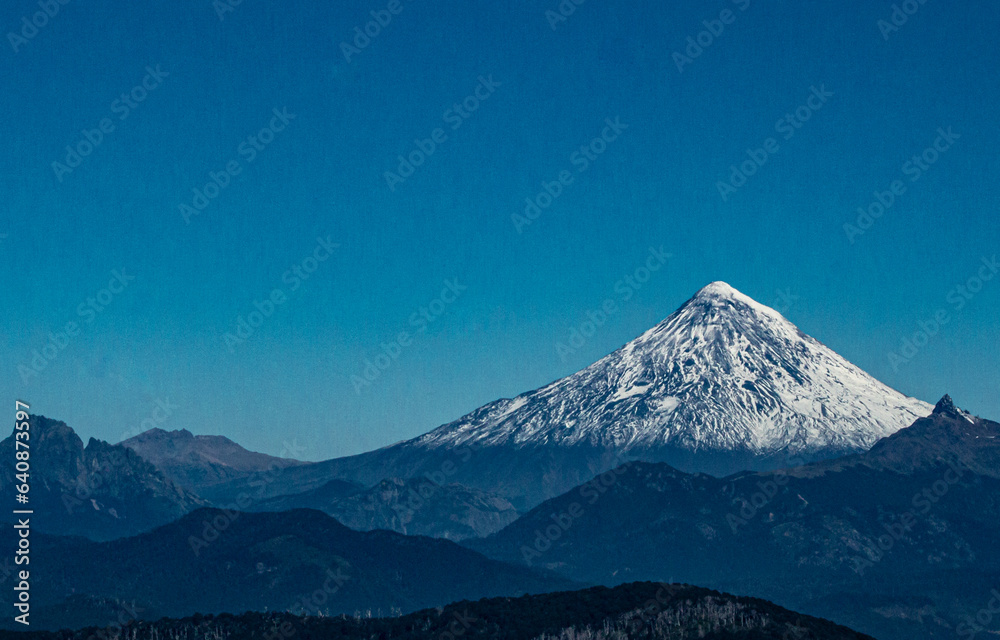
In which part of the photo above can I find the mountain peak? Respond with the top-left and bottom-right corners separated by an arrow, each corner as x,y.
860,394 -> 997,477
695,281 -> 741,297
132,427 -> 194,441
933,394 -> 958,416
1,415 -> 207,540
121,423 -> 304,495
677,281 -> 786,327
412,281 -> 932,481
689,281 -> 761,310
930,394 -> 976,424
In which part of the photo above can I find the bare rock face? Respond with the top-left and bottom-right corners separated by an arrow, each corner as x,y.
0,415 -> 207,540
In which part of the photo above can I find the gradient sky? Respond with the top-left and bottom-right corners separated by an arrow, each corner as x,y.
3,0 -> 998,460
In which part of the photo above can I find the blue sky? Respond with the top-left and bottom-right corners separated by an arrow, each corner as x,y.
3,0 -> 998,459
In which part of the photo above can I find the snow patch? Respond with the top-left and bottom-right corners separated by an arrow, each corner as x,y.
611,385 -> 649,402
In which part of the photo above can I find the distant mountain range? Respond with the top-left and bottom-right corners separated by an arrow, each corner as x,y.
2,583 -> 877,640
10,395 -> 990,638
466,396 -> 1000,640
1,418 -> 517,541
250,476 -> 519,540
120,427 -> 305,495
0,416 -> 206,540
197,281 -> 931,510
9,280 -> 979,640
5,282 -> 937,542
3,507 -> 575,631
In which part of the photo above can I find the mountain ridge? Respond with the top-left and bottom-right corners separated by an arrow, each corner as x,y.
120,426 -> 305,494
200,282 -> 932,509
250,476 -> 520,540
2,506 -> 576,630
0,416 -> 207,540
2,582 -> 878,640
466,396 -> 1000,640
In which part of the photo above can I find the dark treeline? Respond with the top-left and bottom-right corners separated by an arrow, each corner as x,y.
0,583 -> 874,640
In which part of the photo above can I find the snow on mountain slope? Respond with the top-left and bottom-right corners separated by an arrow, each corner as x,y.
200,282 -> 935,511
415,282 -> 932,458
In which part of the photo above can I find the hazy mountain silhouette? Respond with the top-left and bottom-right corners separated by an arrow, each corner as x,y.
467,397 -> 1000,640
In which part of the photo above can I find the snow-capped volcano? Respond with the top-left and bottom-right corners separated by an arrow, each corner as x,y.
207,282 -> 934,510
416,281 -> 931,459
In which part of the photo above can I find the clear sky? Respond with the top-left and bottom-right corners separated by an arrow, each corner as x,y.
3,0 -> 998,460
